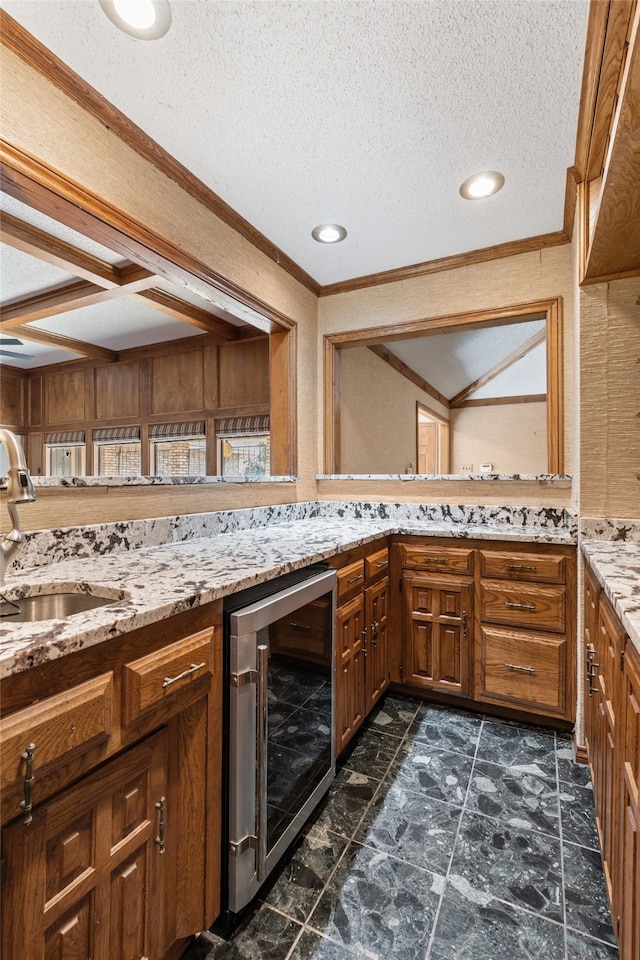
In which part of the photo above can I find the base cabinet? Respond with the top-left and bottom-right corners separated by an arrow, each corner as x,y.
1,731 -> 168,960
584,561 -> 640,960
0,604 -> 222,960
332,543 -> 390,756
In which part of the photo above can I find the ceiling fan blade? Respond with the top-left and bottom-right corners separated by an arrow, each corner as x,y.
0,349 -> 34,360
0,337 -> 23,346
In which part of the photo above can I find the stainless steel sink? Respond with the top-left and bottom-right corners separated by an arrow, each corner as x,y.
0,587 -> 127,623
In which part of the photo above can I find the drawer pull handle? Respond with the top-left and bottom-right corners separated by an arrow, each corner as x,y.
588,683 -> 599,698
505,602 -> 536,612
347,575 -> 363,584
162,662 -> 206,689
289,622 -> 311,632
505,663 -> 536,675
506,564 -> 537,572
20,742 -> 36,826
421,557 -> 449,564
462,610 -> 468,638
155,796 -> 166,854
375,561 -> 388,568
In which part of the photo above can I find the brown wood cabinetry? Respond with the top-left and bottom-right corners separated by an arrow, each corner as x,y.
331,542 -> 390,756
392,538 -> 575,724
583,561 -> 640,960
476,545 -> 575,720
0,604 -> 223,960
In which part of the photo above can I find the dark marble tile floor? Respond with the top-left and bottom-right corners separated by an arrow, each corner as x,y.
183,696 -> 618,960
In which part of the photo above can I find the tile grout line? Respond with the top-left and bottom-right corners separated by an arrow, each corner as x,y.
423,715 -> 485,959
554,730 -> 570,960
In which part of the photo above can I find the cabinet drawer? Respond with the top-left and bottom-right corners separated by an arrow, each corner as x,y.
122,628 -> 214,727
400,544 -> 474,575
479,550 -> 566,584
480,581 -> 565,633
365,548 -> 389,584
271,596 -> 332,664
336,559 -> 365,604
0,672 -> 113,794
477,626 -> 567,715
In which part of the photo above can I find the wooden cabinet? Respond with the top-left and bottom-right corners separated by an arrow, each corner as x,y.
392,538 -> 575,723
401,573 -> 472,695
475,545 -> 575,720
583,561 -> 640,960
0,603 -> 223,960
331,542 -> 390,756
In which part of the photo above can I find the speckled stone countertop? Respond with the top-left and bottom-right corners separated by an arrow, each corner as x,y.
581,540 -> 640,655
0,517 -> 574,680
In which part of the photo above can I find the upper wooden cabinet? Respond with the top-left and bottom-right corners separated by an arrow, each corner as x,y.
577,1 -> 640,283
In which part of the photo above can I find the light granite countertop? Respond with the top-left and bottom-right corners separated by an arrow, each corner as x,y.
582,540 -> 640,655
0,517 -> 575,680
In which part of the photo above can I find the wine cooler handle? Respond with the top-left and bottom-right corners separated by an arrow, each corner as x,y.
256,643 -> 269,883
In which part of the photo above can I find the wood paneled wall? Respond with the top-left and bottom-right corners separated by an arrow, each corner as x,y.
1,334 -> 269,477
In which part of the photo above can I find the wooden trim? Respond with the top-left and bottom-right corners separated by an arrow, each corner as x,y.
0,212 -> 121,287
7,323 -> 118,362
574,0 -> 613,178
319,232 -> 569,297
574,740 -> 589,765
269,328 -> 297,476
449,329 -> 546,408
0,143 -> 294,335
323,337 -> 340,474
546,297 -> 564,474
0,10 -> 320,298
563,166 -> 580,240
324,298 -> 564,475
135,290 -> 239,341
368,345 -> 450,409
455,394 -> 547,409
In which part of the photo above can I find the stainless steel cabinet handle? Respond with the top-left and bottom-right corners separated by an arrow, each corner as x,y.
375,561 -> 388,568
155,796 -> 166,854
507,563 -> 537,572
20,743 -> 36,825
256,644 -> 268,883
462,611 -> 468,638
289,622 -> 311,631
505,602 -> 536,612
422,557 -> 449,564
505,663 -> 536,674
162,661 -> 206,689
347,574 -> 363,584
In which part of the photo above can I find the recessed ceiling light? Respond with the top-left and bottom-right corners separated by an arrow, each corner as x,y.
459,171 -> 505,200
312,224 -> 347,244
99,0 -> 171,39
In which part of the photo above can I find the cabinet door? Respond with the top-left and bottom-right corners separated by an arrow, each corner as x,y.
584,564 -> 601,767
335,594 -> 366,756
364,577 -> 390,711
1,730 -> 168,960
620,644 -> 640,960
403,575 -> 472,695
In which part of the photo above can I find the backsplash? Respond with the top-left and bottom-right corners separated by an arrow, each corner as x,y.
579,517 -> 640,542
8,500 -> 577,573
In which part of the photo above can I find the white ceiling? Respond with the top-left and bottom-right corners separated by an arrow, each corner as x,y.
0,0 -> 590,287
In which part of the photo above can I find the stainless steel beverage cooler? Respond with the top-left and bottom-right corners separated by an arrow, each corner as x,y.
223,566 -> 336,916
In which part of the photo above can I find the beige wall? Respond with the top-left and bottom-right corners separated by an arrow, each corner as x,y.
450,403 -> 547,474
319,244 -> 575,506
339,347 -> 448,474
579,277 -> 640,518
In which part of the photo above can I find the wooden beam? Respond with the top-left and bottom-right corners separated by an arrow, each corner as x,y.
0,212 -> 121,287
455,394 -> 547,408
8,323 -> 119,361
0,268 -> 158,328
449,329 -> 546,408
136,289 -> 239,341
368,344 -> 450,409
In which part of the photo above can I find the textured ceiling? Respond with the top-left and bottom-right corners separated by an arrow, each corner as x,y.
0,0 -> 590,286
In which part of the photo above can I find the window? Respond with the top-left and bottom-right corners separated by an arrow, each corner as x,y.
44,432 -> 86,477
93,426 -> 141,476
149,421 -> 206,475
216,416 -> 270,478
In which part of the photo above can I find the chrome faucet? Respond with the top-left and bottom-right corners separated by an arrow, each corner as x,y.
0,428 -> 36,587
